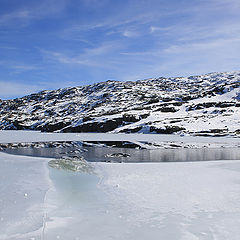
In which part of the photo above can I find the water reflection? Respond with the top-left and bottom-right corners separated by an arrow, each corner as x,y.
4,145 -> 240,162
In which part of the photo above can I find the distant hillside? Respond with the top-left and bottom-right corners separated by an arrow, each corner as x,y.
0,71 -> 239,137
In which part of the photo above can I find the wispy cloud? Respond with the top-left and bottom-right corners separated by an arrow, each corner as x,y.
122,30 -> 139,38
122,35 -> 240,80
42,41 -> 123,68
0,61 -> 39,72
12,65 -> 39,71
163,37 -> 240,54
1,0 -> 240,97
59,0 -> 172,42
45,50 -> 97,66
150,26 -> 171,34
0,45 -> 17,50
0,10 -> 30,25
0,0 -> 66,26
0,81 -> 43,99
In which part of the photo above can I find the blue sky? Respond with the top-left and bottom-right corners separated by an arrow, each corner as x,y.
0,0 -> 240,99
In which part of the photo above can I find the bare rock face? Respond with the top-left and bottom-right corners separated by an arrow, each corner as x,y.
150,126 -> 186,134
0,71 -> 240,136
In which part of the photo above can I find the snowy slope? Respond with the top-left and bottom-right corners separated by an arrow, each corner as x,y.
0,71 -> 239,136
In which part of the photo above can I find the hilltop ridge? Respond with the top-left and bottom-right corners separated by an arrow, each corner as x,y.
0,71 -> 239,137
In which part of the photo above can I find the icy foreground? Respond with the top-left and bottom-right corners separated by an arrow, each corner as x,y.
1,152 -> 240,239
0,71 -> 239,136
95,162 -> 240,240
0,152 -> 49,239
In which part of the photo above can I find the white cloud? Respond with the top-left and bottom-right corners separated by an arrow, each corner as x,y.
43,50 -> 100,67
123,36 -> 240,80
0,61 -> 39,72
42,42 -> 122,68
0,10 -> 30,25
1,0 -> 239,88
122,30 -> 139,38
150,26 -> 170,33
12,65 -> 39,71
163,37 -> 240,54
0,0 -> 66,26
0,81 -> 43,99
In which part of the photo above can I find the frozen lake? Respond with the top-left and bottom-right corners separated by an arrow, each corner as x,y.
1,131 -> 240,239
1,130 -> 240,146
4,144 -> 240,162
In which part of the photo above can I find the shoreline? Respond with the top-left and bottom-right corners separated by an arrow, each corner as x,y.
0,130 -> 240,145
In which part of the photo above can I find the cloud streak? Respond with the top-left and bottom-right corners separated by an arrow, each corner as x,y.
0,0 -> 66,26
42,41 -> 124,68
1,0 -> 240,98
0,81 -> 43,99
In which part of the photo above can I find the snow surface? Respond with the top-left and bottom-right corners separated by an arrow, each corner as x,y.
0,152 -> 50,240
1,131 -> 240,239
95,161 -> 240,239
1,151 -> 240,239
0,130 -> 240,147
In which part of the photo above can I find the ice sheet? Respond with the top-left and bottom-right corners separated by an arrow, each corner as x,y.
0,130 -> 240,145
1,129 -> 240,239
94,161 -> 240,240
0,152 -> 50,240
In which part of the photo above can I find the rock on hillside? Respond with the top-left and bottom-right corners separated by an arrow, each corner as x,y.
0,71 -> 240,137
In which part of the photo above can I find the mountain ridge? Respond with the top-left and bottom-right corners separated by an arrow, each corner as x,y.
0,71 -> 239,137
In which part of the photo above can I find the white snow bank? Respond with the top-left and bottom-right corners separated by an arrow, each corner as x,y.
0,152 -> 50,240
94,160 -> 240,239
1,129 -> 240,239
0,130 -> 239,146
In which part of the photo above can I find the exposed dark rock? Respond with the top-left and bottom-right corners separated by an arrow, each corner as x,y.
62,114 -> 149,133
153,107 -> 178,112
235,129 -> 240,135
119,127 -> 142,133
41,122 -> 71,132
187,101 -> 236,111
150,126 -> 186,134
146,98 -> 159,105
216,102 -> 235,108
82,141 -> 143,149
63,119 -> 122,133
0,141 -> 81,149
0,71 -> 239,136
106,153 -> 131,158
162,97 -> 174,102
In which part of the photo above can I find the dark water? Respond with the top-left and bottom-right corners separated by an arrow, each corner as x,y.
4,145 -> 240,162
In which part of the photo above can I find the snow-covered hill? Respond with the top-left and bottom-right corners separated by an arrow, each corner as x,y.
0,71 -> 239,137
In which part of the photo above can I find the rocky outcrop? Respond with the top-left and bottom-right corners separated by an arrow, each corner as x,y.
0,71 -> 239,136
150,126 -> 186,134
